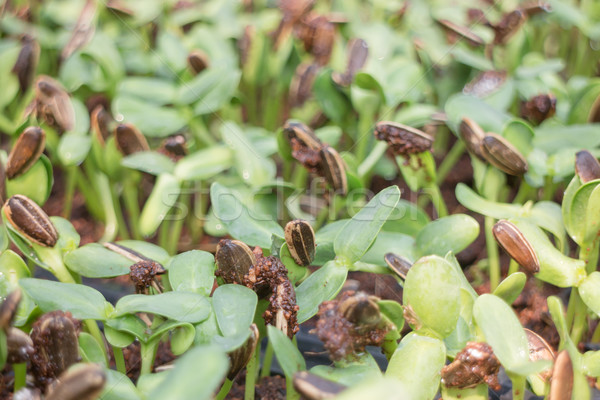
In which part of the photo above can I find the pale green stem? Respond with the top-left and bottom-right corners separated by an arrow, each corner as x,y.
436,140 -> 465,185
358,141 -> 388,179
13,363 -> 26,391
140,340 -> 159,376
508,259 -> 519,276
113,345 -> 127,375
485,216 -> 500,291
244,342 -> 258,400
508,373 -> 526,400
216,379 -> 234,400
261,340 -> 274,378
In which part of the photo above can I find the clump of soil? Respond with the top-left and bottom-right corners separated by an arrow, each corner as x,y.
314,290 -> 389,361
441,341 -> 501,390
241,249 -> 299,338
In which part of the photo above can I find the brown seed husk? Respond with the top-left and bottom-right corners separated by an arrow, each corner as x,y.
293,371 -> 346,400
332,38 -> 368,87
61,0 -> 96,61
289,63 -> 319,106
384,253 -> 412,280
297,14 -> 335,65
374,121 -> 433,155
493,220 -> 540,273
520,93 -> 556,125
215,239 -> 257,285
524,328 -> 554,381
493,10 -> 526,45
30,311 -> 81,386
6,126 -> 46,179
319,146 -> 348,195
459,117 -> 486,161
284,219 -> 316,266
549,350 -> 573,400
187,49 -> 210,75
575,150 -> 600,183
227,324 -> 259,380
284,120 -> 323,172
90,105 -> 114,146
463,70 -> 507,98
45,363 -> 106,400
337,292 -> 381,327
115,123 -> 150,155
3,194 -> 59,247
12,35 -> 40,93
481,133 -> 528,176
34,76 -> 75,132
0,289 -> 22,330
436,18 -> 485,46
6,327 -> 34,364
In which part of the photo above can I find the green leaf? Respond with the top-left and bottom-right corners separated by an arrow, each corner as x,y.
174,145 -> 232,181
313,69 -> 351,124
493,272 -> 527,305
114,292 -> 210,323
334,186 -> 401,264
139,173 -> 181,237
296,261 -> 348,323
147,345 -> 229,400
6,156 -> 52,205
105,315 -> 146,345
112,96 -> 186,138
193,70 -> 242,115
57,133 -> 92,166
415,214 -> 479,257
360,231 -> 416,266
456,183 -> 521,219
579,272 -> 600,316
52,217 -> 80,253
386,334 -> 446,400
167,250 -> 215,296
118,77 -> 177,105
268,325 -> 306,379
221,122 -> 276,188
534,124 -> 600,154
445,93 -> 511,134
65,243 -> 131,278
403,256 -> 461,338
334,377 -> 414,400
0,250 -> 33,325
99,369 -> 142,400
582,350 -> 600,377
311,353 -> 381,386
79,332 -> 107,366
210,182 -> 284,248
170,323 -> 196,355
121,152 -> 175,176
378,300 -> 404,331
474,294 -> 548,375
20,278 -> 111,320
212,284 -> 257,337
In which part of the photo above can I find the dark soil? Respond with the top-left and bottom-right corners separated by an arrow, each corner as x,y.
226,372 -> 286,400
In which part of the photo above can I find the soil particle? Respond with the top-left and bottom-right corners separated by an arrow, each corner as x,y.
243,251 -> 299,338
441,341 -> 501,390
129,260 -> 164,294
120,341 -> 175,382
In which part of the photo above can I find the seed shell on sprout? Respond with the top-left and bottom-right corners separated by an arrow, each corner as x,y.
12,35 -> 39,93
493,9 -> 527,45
480,133 -> 528,176
115,123 -> 150,156
284,219 -> 316,266
0,289 -> 22,330
289,63 -> 319,106
293,371 -> 346,400
90,105 -> 114,146
463,70 -> 507,98
458,117 -> 486,161
215,239 -> 256,284
492,220 -> 539,274
338,292 -> 381,327
187,49 -> 210,75
45,363 -> 107,400
6,127 -> 46,179
227,324 -> 259,380
332,38 -> 368,87
35,76 -> 75,132
436,18 -> 485,46
384,253 -> 412,280
374,121 -> 433,155
524,328 -> 554,381
3,195 -> 58,247
283,120 -> 322,151
6,327 -> 34,364
319,146 -> 348,196
575,150 -> 600,183
549,350 -> 573,400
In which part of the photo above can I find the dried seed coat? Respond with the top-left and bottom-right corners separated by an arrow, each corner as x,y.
3,195 -> 58,247
115,123 -> 150,155
374,121 -> 433,155
319,146 -> 348,195
46,363 -> 106,400
384,253 -> 412,280
458,118 -> 486,161
575,150 -> 600,183
284,219 -> 316,266
493,220 -> 539,273
6,127 -> 46,179
481,133 -> 528,176
215,239 -> 256,284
